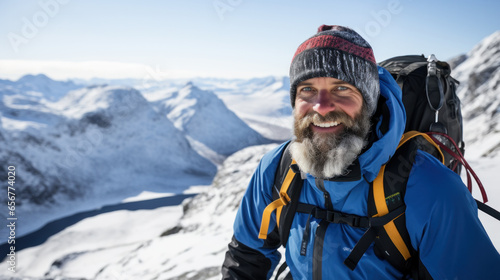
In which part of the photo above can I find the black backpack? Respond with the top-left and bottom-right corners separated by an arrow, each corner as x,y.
258,55 -> 499,279
379,55 -> 491,201
379,54 -> 463,173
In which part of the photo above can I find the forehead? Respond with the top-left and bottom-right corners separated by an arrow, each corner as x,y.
297,77 -> 353,86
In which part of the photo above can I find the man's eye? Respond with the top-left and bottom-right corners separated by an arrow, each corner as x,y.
336,86 -> 349,91
299,87 -> 316,96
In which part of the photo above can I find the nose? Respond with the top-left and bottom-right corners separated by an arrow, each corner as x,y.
312,89 -> 335,116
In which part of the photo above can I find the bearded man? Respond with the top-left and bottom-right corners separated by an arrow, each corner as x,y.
221,25 -> 500,279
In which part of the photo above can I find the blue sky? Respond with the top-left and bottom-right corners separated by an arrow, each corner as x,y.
0,0 -> 499,80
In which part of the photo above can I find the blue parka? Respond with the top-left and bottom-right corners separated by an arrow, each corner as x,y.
222,67 -> 500,279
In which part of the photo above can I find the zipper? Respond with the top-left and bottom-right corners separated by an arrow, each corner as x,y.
315,178 -> 333,211
311,179 -> 333,280
313,220 -> 329,280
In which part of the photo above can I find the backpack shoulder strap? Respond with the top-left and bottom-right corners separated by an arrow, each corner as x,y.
259,142 -> 303,243
476,200 -> 500,221
346,131 -> 444,273
370,132 -> 443,273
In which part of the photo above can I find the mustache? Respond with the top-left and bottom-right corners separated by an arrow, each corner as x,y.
294,110 -> 357,141
300,110 -> 356,129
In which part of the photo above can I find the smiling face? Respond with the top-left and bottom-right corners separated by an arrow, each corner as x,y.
290,77 -> 371,178
294,77 -> 364,134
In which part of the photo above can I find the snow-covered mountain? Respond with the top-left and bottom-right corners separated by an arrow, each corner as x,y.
205,76 -> 293,141
140,76 -> 293,142
451,30 -> 500,157
47,84 -> 217,186
0,79 -> 218,237
0,74 -> 81,101
152,82 -> 271,157
0,74 -> 82,131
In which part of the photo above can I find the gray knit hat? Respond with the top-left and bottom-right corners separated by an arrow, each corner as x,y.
290,25 -> 380,115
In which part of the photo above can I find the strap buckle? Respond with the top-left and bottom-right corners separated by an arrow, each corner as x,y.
279,192 -> 290,205
325,211 -> 368,228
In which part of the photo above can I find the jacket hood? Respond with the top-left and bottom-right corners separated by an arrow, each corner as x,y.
358,66 -> 406,182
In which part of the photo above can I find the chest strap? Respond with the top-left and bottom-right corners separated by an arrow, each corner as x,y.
296,202 -> 407,271
296,203 -> 406,228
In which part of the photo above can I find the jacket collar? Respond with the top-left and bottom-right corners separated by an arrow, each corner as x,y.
358,66 -> 406,182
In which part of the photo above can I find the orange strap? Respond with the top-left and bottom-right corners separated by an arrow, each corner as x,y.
258,160 -> 297,239
373,164 -> 390,216
375,131 -> 444,213
372,131 -> 444,261
383,214 -> 411,260
373,164 -> 412,260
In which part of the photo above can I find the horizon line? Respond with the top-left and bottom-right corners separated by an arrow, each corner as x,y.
0,59 -> 289,81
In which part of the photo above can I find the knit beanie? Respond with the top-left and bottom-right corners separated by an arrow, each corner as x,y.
289,25 -> 380,115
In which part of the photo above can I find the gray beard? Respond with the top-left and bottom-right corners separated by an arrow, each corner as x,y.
289,107 -> 371,179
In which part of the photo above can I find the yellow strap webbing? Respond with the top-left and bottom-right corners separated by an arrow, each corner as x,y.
384,215 -> 411,260
259,199 -> 287,239
373,164 -> 389,216
373,165 -> 411,260
372,131 -> 444,261
375,130 -> 445,214
258,160 -> 297,239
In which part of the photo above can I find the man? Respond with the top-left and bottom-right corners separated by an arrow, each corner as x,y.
222,25 -> 499,279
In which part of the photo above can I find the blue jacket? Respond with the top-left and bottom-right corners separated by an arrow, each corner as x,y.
222,67 -> 500,279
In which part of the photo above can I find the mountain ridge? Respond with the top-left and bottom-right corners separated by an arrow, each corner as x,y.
452,30 -> 500,157
153,82 -> 272,157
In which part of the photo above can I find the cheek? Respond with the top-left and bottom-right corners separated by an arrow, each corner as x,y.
294,100 -> 311,118
343,106 -> 361,119
349,102 -> 364,118
333,97 -> 363,118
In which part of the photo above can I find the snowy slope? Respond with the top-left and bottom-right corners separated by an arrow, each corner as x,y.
451,30 -> 500,157
152,82 -> 272,156
0,144 -> 277,280
94,144 -> 279,280
0,204 -> 186,279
